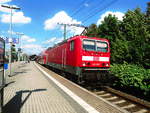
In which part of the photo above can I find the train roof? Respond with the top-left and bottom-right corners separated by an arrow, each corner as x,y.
67,35 -> 109,42
45,35 -> 109,51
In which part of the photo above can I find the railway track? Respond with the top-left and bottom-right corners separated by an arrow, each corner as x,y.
87,86 -> 150,113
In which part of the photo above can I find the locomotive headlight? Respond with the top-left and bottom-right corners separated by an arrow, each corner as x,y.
105,63 -> 109,66
82,63 -> 86,66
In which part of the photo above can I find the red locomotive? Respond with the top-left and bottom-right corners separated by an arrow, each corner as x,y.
38,35 -> 110,83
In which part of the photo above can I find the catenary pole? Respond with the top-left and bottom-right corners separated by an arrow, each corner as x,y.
15,32 -> 24,62
57,23 -> 86,40
1,5 -> 20,76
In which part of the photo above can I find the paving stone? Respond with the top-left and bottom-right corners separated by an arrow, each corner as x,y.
3,62 -> 81,113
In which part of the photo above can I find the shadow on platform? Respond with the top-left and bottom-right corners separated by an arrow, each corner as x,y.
18,63 -> 29,68
5,81 -> 15,87
3,88 -> 47,113
9,69 -> 31,77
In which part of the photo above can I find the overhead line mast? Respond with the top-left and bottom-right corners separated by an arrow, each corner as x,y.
57,23 -> 87,40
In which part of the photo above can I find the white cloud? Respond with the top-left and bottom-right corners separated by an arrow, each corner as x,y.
23,44 -> 41,49
22,44 -> 44,55
21,35 -> 36,42
43,37 -> 64,47
44,11 -> 84,35
27,39 -> 36,42
44,11 -> 81,30
0,0 -> 11,4
1,11 -> 31,24
43,37 -> 57,44
7,30 -> 22,35
55,37 -> 63,44
68,26 -> 84,35
97,11 -> 124,25
22,37 -> 63,55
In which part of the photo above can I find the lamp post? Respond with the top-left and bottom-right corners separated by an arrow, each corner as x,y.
1,5 -> 21,76
15,32 -> 24,62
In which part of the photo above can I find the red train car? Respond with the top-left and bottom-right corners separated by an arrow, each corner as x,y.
38,49 -> 49,65
39,35 -> 110,83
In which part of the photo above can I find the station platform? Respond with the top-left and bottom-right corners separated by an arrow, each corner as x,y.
3,62 -> 88,113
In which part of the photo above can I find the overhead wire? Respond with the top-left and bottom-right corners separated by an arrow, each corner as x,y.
65,0 -> 107,36
62,0 -> 89,34
70,0 -> 90,18
82,0 -> 119,23
67,0 -> 119,36
78,0 -> 105,22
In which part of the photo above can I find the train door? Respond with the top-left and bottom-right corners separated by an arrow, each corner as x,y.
0,38 -> 5,113
64,48 -> 66,68
44,54 -> 48,65
62,47 -> 66,68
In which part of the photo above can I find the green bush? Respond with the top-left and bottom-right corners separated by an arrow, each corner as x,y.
111,63 -> 150,95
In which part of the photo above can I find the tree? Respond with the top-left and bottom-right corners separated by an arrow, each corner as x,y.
85,5 -> 150,68
97,14 -> 127,63
98,14 -> 122,40
122,8 -> 150,67
146,2 -> 150,17
145,2 -> 150,68
85,24 -> 98,37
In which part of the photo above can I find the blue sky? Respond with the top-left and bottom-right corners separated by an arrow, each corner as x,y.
0,0 -> 149,55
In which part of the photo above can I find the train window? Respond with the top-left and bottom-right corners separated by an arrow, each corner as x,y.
83,40 -> 95,51
70,41 -> 74,51
96,41 -> 108,52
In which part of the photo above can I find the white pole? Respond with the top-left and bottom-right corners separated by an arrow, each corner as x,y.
16,33 -> 23,63
17,34 -> 20,62
8,8 -> 12,76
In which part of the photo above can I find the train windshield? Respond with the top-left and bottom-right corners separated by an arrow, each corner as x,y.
96,41 -> 108,52
83,39 -> 108,52
83,40 -> 95,51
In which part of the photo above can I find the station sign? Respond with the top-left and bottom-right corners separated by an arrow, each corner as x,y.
5,37 -> 19,44
0,37 -> 19,44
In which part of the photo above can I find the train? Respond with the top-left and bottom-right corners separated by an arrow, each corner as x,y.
37,35 -> 110,83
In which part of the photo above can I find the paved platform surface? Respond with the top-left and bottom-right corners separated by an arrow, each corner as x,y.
3,62 -> 82,113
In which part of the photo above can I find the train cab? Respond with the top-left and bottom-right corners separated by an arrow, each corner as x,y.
81,37 -> 110,69
67,36 -> 110,82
